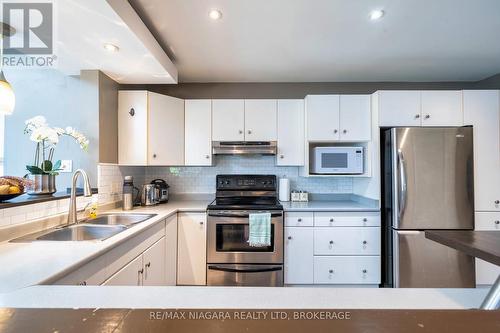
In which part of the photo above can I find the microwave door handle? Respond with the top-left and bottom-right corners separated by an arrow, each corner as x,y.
207,266 -> 282,273
397,149 -> 407,220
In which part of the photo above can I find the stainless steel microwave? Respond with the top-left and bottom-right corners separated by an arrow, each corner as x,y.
311,147 -> 364,174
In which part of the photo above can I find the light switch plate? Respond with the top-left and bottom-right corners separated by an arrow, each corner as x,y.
60,160 -> 72,173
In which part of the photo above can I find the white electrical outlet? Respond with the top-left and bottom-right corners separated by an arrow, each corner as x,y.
60,160 -> 73,173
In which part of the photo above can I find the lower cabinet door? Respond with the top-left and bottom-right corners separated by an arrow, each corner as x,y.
284,227 -> 313,284
177,213 -> 207,285
143,237 -> 166,286
313,256 -> 380,284
475,212 -> 500,285
314,227 -> 380,255
102,255 -> 144,286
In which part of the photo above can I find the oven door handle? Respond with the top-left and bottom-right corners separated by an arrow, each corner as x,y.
207,212 -> 283,218
207,265 -> 283,273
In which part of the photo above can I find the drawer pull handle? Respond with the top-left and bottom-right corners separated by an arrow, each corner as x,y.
414,114 -> 420,119
334,129 -> 338,134
425,114 -> 430,119
329,240 -> 334,245
297,218 -> 302,222
363,218 -> 368,222
363,241 -> 368,245
287,236 -> 292,240
362,269 -> 367,274
495,220 -> 500,225
329,218 -> 334,222
329,269 -> 334,274
495,200 -> 500,205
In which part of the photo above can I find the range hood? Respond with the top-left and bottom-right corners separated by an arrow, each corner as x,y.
212,141 -> 277,155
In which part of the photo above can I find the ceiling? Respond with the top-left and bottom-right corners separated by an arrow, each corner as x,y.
129,0 -> 500,83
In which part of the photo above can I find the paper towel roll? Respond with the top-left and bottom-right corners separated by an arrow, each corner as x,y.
279,178 -> 290,202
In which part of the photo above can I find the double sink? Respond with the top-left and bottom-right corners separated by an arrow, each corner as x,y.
12,214 -> 157,242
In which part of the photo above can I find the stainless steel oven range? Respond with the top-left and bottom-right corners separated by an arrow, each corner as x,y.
206,174 -> 284,287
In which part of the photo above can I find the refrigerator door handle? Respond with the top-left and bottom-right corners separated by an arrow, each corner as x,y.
397,149 -> 408,220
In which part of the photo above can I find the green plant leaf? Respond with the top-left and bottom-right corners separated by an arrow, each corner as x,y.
42,160 -> 53,171
26,165 -> 45,174
52,160 -> 61,171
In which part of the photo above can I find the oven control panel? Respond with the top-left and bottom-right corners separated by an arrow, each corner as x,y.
216,175 -> 276,190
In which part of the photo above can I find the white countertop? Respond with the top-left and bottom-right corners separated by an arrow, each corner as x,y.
281,200 -> 379,211
0,285 -> 488,309
0,200 -> 209,293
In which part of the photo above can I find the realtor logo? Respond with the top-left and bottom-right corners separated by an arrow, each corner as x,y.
3,2 -> 53,54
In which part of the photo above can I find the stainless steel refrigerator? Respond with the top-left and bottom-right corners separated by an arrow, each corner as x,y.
382,127 -> 475,288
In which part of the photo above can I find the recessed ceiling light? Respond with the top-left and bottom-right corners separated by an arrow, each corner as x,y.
209,9 -> 222,20
369,9 -> 385,21
103,43 -> 119,53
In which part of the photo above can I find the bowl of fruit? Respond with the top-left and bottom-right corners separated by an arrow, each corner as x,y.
0,176 -> 33,202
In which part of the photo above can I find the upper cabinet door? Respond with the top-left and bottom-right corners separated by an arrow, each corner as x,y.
244,100 -> 277,141
306,95 -> 340,141
148,92 -> 185,166
378,91 -> 421,127
212,99 -> 245,141
277,99 -> 304,166
421,91 -> 463,126
463,90 -> 500,211
185,100 -> 212,166
339,95 -> 371,141
142,237 -> 167,286
118,91 -> 148,165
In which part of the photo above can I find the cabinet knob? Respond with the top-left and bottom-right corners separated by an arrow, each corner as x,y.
329,240 -> 334,245
329,269 -> 334,274
138,268 -> 144,274
247,130 -> 252,134
329,218 -> 334,222
78,281 -> 87,286
205,155 -> 210,159
414,114 -> 420,119
495,200 -> 500,205
363,218 -> 368,222
362,269 -> 367,274
280,154 -> 284,159
288,236 -> 292,240
145,262 -> 151,268
425,114 -> 430,119
297,218 -> 302,222
343,129 -> 347,134
494,220 -> 500,225
363,240 -> 368,245
153,154 -> 157,158
334,129 -> 338,134
239,130 -> 243,134
129,108 -> 135,117
199,221 -> 204,225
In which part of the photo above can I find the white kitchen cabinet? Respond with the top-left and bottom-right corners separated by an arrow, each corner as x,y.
142,237 -> 167,286
284,212 -> 314,227
165,214 -> 178,286
285,227 -> 314,284
313,227 -> 381,256
185,99 -> 212,165
339,95 -> 371,141
306,95 -> 340,141
277,99 -> 305,165
463,90 -> 500,211
378,91 -> 421,127
475,212 -> 500,285
313,212 -> 380,227
118,91 -> 184,166
421,91 -> 463,126
177,212 -> 207,285
118,91 -> 148,165
212,99 -> 245,141
313,256 -> 380,284
102,254 -> 143,286
148,92 -> 185,165
244,99 -> 277,141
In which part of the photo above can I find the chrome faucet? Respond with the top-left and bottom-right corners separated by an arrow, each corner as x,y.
67,169 -> 92,225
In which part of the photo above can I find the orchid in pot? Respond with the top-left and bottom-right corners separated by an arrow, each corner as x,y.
24,116 -> 89,195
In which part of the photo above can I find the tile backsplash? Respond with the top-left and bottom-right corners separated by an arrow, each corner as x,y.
144,156 -> 353,194
97,164 -> 145,205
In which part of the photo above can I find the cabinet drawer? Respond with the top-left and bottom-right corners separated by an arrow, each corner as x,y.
314,227 -> 380,255
314,256 -> 380,284
285,212 -> 313,227
475,212 -> 500,231
314,212 -> 380,227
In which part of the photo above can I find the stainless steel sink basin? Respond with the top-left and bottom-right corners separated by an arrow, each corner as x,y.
83,213 -> 156,227
35,224 -> 127,241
